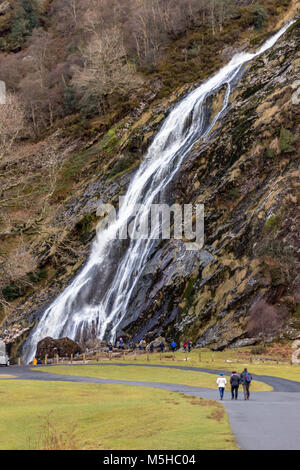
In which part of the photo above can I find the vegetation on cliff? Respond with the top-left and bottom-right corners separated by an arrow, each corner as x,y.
0,0 -> 299,357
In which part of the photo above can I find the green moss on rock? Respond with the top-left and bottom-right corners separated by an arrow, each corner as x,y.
75,213 -> 97,235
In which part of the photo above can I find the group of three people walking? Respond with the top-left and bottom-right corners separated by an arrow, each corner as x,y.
217,368 -> 253,400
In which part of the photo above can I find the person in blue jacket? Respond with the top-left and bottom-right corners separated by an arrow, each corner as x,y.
171,340 -> 177,352
240,368 -> 253,400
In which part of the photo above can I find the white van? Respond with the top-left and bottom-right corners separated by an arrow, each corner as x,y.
0,340 -> 9,366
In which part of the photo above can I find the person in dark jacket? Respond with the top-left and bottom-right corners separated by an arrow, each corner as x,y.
230,371 -> 240,400
240,368 -> 253,400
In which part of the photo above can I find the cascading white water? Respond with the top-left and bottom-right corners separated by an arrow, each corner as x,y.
23,20 -> 295,363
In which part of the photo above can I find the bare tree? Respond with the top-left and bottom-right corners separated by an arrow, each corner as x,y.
72,26 -> 142,113
215,0 -> 235,32
18,29 -> 57,134
247,300 -> 281,345
0,93 -> 26,159
1,234 -> 37,282
0,234 -> 37,309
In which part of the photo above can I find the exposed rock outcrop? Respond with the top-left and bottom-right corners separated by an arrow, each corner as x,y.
119,19 -> 300,349
35,337 -> 83,360
1,19 -> 299,359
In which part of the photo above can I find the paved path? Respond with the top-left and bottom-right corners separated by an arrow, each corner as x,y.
1,363 -> 300,450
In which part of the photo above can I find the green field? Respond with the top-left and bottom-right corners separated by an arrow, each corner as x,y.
38,364 -> 272,392
90,349 -> 300,382
0,379 -> 237,450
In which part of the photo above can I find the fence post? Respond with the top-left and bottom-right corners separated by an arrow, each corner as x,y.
45,354 -> 48,366
83,352 -> 86,363
70,353 -> 73,364
18,357 -> 21,366
198,352 -> 201,362
56,354 -> 59,365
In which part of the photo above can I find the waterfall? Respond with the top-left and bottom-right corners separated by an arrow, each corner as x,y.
23,20 -> 294,363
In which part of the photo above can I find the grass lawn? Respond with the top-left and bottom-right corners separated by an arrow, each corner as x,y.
37,364 -> 272,392
0,380 -> 237,450
236,363 -> 300,382
86,349 -> 300,382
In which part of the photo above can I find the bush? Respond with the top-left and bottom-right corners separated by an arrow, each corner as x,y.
2,269 -> 46,302
279,127 -> 296,153
8,0 -> 40,51
253,6 -> 268,30
228,188 -> 240,200
107,154 -> 137,180
293,304 -> 300,319
27,269 -> 47,284
251,345 -> 266,355
266,148 -> 275,159
265,215 -> 279,233
75,213 -> 97,235
63,87 -> 79,115
2,280 -> 28,301
187,43 -> 199,58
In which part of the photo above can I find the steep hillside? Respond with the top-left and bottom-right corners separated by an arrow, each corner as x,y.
124,19 -> 300,350
0,1 -> 299,359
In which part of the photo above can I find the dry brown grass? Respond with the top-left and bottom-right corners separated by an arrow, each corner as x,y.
29,411 -> 96,450
209,409 -> 225,422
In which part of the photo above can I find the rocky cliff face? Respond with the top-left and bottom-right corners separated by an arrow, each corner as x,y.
120,20 -> 300,350
1,19 -> 299,359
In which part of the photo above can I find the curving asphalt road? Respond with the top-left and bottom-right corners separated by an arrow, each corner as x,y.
1,363 -> 300,450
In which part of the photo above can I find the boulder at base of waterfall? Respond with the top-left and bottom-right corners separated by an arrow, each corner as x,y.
35,336 -> 83,359
85,338 -> 107,352
291,339 -> 300,349
149,336 -> 168,351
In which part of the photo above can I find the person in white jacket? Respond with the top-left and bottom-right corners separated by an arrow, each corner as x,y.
216,373 -> 227,400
